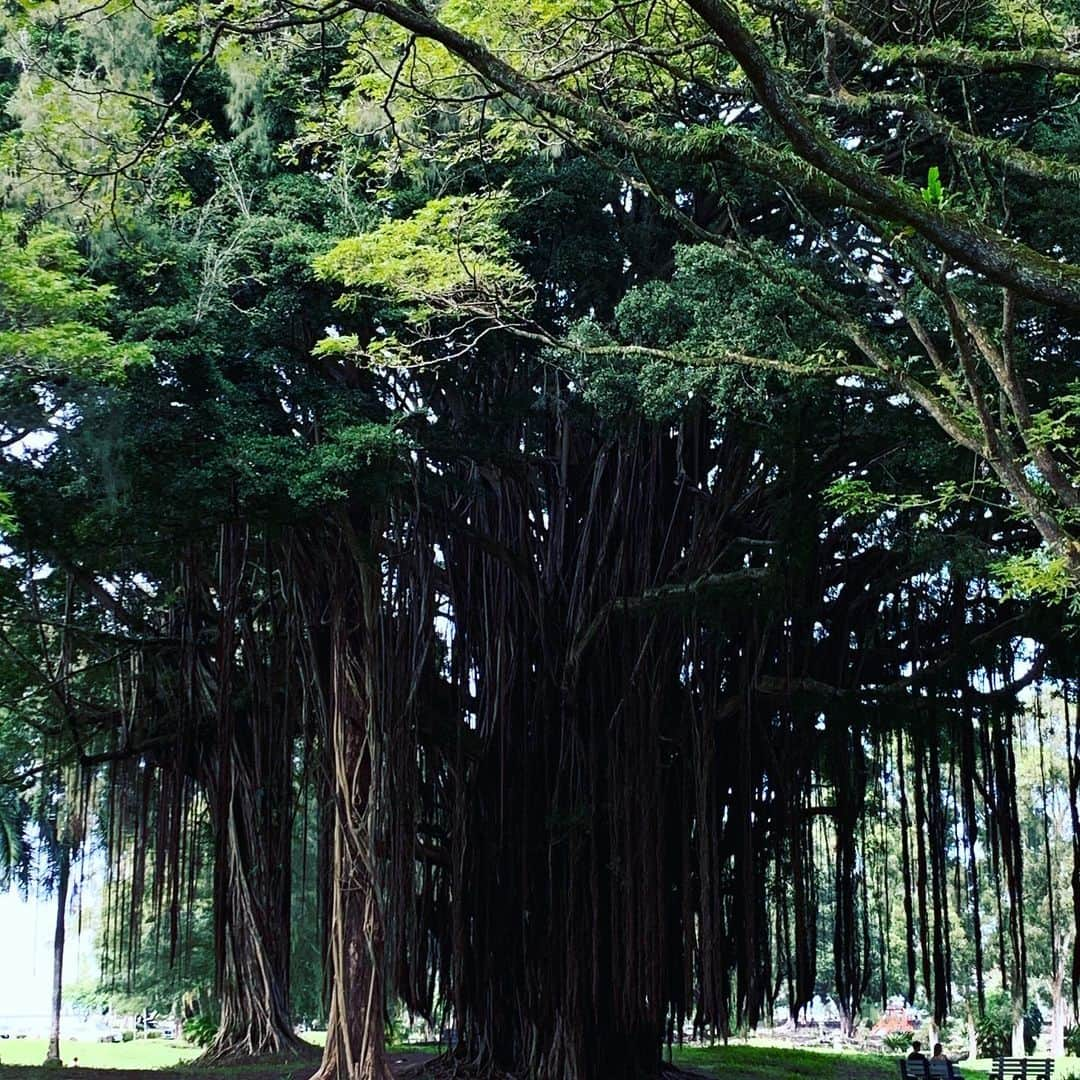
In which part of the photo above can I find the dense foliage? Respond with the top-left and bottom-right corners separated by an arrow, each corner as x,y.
0,0 -> 1078,1078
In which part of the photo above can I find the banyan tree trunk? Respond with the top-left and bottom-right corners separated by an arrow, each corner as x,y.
312,550 -> 391,1080
201,754 -> 305,1062
832,722 -> 867,1038
200,525 -> 306,1063
428,430 -> 698,1080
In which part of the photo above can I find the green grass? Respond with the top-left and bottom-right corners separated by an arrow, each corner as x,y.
671,1044 -> 899,1079
0,1033 -> 435,1074
0,1037 -> 1073,1079
0,1039 -> 200,1070
669,1045 -> 1080,1080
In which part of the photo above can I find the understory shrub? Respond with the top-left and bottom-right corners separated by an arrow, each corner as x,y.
884,1032 -> 914,1052
182,1015 -> 218,1048
975,992 -> 1042,1056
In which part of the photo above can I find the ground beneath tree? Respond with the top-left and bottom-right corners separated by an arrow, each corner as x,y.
0,1056 -> 712,1080
0,1059 -> 437,1080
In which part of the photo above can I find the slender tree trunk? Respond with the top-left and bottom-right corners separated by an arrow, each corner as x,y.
44,845 -> 71,1066
1050,940 -> 1068,1058
897,732 -> 918,1006
960,707 -> 985,1015
927,729 -> 950,1025
912,729 -> 933,1006
1064,685 -> 1080,1011
1011,1010 -> 1026,1057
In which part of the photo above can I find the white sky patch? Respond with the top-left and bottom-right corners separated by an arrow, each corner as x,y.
0,885 -> 98,1032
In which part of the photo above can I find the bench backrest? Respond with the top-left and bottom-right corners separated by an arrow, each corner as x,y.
900,1058 -> 929,1080
992,1058 -> 1053,1080
928,1061 -> 954,1080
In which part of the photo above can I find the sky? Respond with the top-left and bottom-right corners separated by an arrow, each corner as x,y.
0,890 -> 53,1017
0,879 -> 100,1026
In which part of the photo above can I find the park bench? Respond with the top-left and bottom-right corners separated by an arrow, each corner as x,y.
929,1063 -> 958,1080
897,1059 -> 961,1080
990,1059 -> 1053,1080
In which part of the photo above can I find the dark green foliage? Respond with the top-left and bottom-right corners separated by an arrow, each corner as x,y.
182,1016 -> 219,1048
975,992 -> 1043,1056
1064,1025 -> 1080,1056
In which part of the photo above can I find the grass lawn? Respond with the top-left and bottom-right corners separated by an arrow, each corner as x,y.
670,1045 -> 1080,1080
672,1044 -> 901,1079
0,1037 -> 1074,1079
0,1033 -> 436,1075
0,1039 -> 200,1070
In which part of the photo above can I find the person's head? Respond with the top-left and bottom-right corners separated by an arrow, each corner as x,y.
912,1041 -> 922,1052
933,1044 -> 944,1057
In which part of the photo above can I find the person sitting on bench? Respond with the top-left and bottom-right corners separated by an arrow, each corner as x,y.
902,1040 -> 930,1077
930,1043 -> 962,1079
908,1041 -> 929,1064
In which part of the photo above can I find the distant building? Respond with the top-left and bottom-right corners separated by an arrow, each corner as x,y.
872,998 -> 915,1034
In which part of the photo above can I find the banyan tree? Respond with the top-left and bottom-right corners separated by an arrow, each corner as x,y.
3,246 -> 1079,1079
2,0 -> 1080,1074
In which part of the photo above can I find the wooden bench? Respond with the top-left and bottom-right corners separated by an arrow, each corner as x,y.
929,1063 -> 958,1080
897,1058 -> 962,1080
899,1059 -> 929,1080
990,1059 -> 1053,1080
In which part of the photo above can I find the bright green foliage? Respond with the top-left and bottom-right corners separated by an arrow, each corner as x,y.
920,166 -> 947,209
0,219 -> 150,380
993,549 -> 1077,609
0,488 -> 15,532
823,478 -> 898,518
315,194 -> 528,326
883,1032 -> 915,1052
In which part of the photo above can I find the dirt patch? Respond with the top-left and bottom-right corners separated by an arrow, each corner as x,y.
389,1051 -> 444,1075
